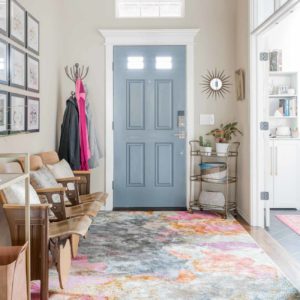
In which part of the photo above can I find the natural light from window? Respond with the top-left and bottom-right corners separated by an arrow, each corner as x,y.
116,0 -> 184,18
127,56 -> 144,70
156,56 -> 173,69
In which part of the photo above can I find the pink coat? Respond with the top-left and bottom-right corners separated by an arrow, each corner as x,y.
76,79 -> 91,170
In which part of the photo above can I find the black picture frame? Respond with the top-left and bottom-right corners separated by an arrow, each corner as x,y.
0,39 -> 9,85
0,0 -> 9,36
26,12 -> 39,55
9,0 -> 26,46
8,93 -> 26,134
0,90 -> 9,136
26,97 -> 39,132
9,45 -> 26,89
26,54 -> 39,92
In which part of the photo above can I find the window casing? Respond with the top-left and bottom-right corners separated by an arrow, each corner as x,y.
116,0 -> 185,18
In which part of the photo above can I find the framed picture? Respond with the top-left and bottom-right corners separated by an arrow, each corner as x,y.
26,97 -> 39,132
235,69 -> 245,101
0,91 -> 8,135
0,0 -> 9,36
9,93 -> 26,134
0,39 -> 9,85
10,0 -> 26,46
27,54 -> 39,92
10,45 -> 26,89
27,13 -> 39,55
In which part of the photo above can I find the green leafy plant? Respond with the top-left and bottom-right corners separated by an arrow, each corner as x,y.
199,136 -> 212,147
206,122 -> 243,143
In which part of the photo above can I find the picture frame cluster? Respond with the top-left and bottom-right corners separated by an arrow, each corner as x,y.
0,0 -> 40,136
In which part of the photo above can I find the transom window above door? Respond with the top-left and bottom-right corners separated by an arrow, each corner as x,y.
116,0 -> 185,18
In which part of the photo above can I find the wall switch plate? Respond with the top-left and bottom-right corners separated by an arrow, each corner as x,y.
200,114 -> 215,125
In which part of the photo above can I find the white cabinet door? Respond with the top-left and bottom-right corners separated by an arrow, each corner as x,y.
273,141 -> 300,209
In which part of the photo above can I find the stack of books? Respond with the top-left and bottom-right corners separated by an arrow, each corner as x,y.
279,98 -> 297,116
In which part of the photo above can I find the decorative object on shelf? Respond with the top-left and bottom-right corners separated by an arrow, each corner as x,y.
9,93 -> 26,133
10,0 -> 26,46
276,126 -> 291,137
0,91 -> 8,135
199,191 -> 225,207
10,46 -> 26,89
207,122 -> 242,156
199,136 -> 212,156
291,128 -> 299,138
0,39 -> 8,85
269,50 -> 282,72
27,54 -> 39,92
201,69 -> 231,99
26,97 -> 39,132
235,69 -> 245,101
0,0 -> 9,36
199,162 -> 227,180
26,12 -> 39,55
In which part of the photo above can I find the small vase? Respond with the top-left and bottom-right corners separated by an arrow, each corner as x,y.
200,146 -> 212,156
216,143 -> 229,157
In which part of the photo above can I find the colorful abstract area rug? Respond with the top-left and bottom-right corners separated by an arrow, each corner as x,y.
33,211 -> 300,299
277,215 -> 300,235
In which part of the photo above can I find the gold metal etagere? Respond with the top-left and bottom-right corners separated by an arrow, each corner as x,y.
188,141 -> 240,218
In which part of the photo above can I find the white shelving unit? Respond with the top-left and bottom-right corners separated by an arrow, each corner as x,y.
268,71 -> 299,136
0,153 -> 31,299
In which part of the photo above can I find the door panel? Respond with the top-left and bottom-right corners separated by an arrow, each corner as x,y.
155,80 -> 173,130
127,80 -> 145,130
114,46 -> 186,208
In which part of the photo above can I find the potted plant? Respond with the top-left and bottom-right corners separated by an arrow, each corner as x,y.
199,136 -> 212,156
207,122 -> 242,156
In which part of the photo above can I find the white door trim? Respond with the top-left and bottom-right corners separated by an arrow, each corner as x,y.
99,29 -> 199,210
249,0 -> 300,226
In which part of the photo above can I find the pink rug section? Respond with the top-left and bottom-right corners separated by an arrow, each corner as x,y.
276,215 -> 300,235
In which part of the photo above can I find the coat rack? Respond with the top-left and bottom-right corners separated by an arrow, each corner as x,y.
65,63 -> 89,83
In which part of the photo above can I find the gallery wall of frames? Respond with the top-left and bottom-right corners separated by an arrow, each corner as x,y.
0,0 -> 40,136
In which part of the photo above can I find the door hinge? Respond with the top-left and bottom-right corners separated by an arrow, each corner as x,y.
112,181 -> 114,190
261,192 -> 269,201
260,121 -> 269,131
260,52 -> 269,61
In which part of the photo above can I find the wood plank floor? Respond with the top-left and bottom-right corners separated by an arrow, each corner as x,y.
237,215 -> 300,292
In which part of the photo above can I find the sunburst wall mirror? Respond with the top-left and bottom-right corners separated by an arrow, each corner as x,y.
201,69 -> 231,99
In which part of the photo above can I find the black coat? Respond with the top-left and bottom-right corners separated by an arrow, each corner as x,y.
58,97 -> 81,170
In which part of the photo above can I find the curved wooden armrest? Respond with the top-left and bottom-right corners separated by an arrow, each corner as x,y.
57,177 -> 81,183
36,187 -> 66,194
73,170 -> 91,175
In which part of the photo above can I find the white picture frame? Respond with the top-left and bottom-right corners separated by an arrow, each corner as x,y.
10,0 -> 26,46
0,0 -> 8,35
26,97 -> 39,132
27,13 -> 39,55
0,39 -> 8,85
9,93 -> 26,133
0,91 -> 8,135
27,55 -> 39,92
10,46 -> 26,89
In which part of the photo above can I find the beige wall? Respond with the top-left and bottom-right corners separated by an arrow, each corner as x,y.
0,0 -> 251,226
0,0 -> 62,154
0,0 -> 62,246
235,0 -> 251,222
57,0 -> 240,197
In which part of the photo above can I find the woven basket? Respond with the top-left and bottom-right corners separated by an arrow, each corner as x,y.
0,243 -> 28,300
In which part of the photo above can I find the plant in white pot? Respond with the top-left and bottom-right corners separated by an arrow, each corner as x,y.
199,136 -> 212,156
207,122 -> 242,156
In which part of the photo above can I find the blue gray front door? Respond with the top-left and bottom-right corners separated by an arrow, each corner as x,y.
113,46 -> 186,208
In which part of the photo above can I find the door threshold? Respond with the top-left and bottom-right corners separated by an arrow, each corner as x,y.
114,207 -> 187,211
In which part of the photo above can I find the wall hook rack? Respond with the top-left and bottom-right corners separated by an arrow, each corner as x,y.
65,63 -> 89,83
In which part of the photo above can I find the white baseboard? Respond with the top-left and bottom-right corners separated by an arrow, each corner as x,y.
237,208 -> 251,225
